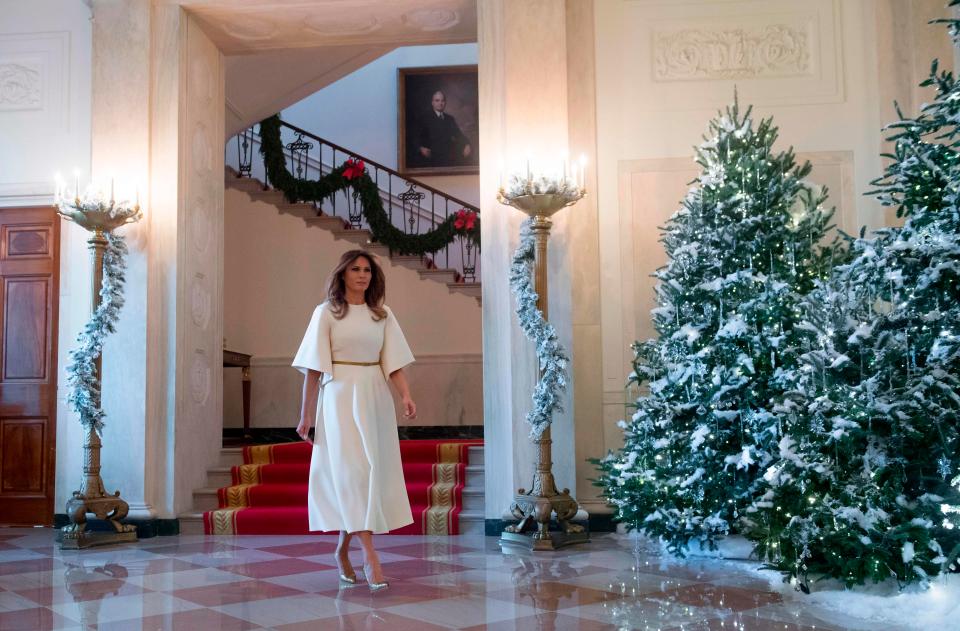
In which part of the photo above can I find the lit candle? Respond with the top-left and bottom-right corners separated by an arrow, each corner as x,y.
136,186 -> 140,208
110,177 -> 115,204
74,170 -> 79,200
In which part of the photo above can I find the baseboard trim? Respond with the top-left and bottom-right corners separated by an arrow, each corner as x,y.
53,514 -> 180,538
223,425 -> 484,445
484,514 -> 616,536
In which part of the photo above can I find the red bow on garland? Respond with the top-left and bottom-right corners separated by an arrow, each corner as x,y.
454,209 -> 478,231
342,159 -> 366,180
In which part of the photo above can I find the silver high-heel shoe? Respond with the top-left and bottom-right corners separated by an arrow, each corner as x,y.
364,564 -> 389,592
336,553 -> 358,587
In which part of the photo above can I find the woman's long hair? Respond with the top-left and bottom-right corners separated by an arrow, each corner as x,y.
325,250 -> 387,321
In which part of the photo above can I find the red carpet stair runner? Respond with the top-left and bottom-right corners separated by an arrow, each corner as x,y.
204,439 -> 482,536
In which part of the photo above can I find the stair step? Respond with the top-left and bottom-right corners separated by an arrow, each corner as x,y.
226,177 -> 266,193
448,282 -> 481,298
332,228 -> 374,246
457,512 -> 484,536
180,510 -> 485,536
214,446 -> 480,468
392,255 -> 425,270
194,488 -> 220,512
220,448 -> 244,467
207,467 -> 233,488
418,269 -> 458,283
468,445 -> 483,466
305,216 -> 348,231
196,484 -> 485,513
355,243 -> 391,259
276,202 -> 316,218
461,488 -> 484,512
249,189 -> 287,205
178,512 -> 204,536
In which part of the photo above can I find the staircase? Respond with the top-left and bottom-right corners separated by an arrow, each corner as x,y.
225,119 -> 482,300
225,168 -> 481,304
179,443 -> 485,535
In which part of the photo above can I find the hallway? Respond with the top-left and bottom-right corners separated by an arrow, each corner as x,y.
0,530 -> 918,630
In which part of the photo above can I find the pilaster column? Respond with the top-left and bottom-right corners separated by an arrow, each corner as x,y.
75,0 -> 224,521
480,0 -> 601,526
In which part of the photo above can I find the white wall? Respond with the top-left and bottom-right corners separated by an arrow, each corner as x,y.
0,1 -> 91,208
0,0 -> 93,513
592,0 -> 955,455
281,43 -> 479,207
222,185 -> 482,429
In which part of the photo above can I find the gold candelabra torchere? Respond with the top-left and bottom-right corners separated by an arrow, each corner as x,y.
497,182 -> 590,551
56,187 -> 141,549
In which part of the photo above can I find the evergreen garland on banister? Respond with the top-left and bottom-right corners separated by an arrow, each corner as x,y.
258,115 -> 480,256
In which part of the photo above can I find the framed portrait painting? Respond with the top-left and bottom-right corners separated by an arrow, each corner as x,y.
398,65 -> 479,176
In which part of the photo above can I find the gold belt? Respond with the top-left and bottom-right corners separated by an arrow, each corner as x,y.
332,360 -> 380,366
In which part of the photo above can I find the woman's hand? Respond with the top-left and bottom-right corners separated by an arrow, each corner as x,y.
402,396 -> 417,420
296,418 -> 313,444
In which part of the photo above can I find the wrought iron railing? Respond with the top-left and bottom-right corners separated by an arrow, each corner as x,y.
226,120 -> 480,283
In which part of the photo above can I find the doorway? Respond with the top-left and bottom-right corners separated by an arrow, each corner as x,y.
0,206 -> 60,526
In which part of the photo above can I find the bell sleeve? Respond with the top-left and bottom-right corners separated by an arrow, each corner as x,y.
380,306 -> 415,381
292,303 -> 333,376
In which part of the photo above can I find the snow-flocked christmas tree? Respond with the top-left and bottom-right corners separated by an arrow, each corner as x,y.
593,98 -> 838,556
746,9 -> 960,588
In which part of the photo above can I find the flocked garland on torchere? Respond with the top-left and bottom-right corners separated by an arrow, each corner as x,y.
65,232 -> 129,435
509,218 -> 569,438
55,185 -> 139,436
258,115 -> 479,255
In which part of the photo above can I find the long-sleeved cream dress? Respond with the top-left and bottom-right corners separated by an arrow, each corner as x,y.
292,302 -> 415,534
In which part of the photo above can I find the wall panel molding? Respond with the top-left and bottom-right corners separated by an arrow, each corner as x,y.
0,31 -> 69,129
621,0 -> 843,109
605,150 -> 856,393
653,22 -> 812,81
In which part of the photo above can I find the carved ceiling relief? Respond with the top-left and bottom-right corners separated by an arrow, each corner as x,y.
302,15 -> 381,37
222,16 -> 280,41
402,8 -> 460,32
654,23 -> 812,81
0,62 -> 42,110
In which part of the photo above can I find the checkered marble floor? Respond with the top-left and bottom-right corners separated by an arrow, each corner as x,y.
0,529 -> 900,630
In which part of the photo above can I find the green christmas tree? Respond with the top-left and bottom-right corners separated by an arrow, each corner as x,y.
593,98 -> 838,555
746,8 -> 960,588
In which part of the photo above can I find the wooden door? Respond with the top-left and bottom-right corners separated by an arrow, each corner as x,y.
0,207 -> 59,526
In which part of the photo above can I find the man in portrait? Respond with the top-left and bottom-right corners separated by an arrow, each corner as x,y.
415,90 -> 472,167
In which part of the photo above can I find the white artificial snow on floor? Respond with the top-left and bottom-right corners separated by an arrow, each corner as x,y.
803,573 -> 960,631
641,531 -> 960,631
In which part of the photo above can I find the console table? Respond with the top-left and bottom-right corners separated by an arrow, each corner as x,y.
223,350 -> 252,434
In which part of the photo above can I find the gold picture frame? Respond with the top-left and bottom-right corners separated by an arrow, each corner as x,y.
398,65 -> 479,176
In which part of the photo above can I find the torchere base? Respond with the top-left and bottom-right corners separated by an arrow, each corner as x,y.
499,486 -> 590,552
59,488 -> 138,550
57,529 -> 138,550
500,528 -> 590,551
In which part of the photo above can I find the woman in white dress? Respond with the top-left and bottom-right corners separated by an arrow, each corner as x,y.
293,249 -> 416,592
